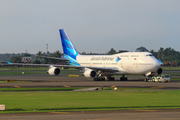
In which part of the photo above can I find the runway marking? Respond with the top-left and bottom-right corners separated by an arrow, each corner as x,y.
135,110 -> 157,112
64,85 -> 71,87
14,86 -> 21,88
50,112 -> 69,114
69,75 -> 79,77
6,80 -> 14,82
151,86 -> 164,89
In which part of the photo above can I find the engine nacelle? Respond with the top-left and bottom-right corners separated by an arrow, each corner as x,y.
83,69 -> 97,78
156,68 -> 163,75
47,66 -> 60,75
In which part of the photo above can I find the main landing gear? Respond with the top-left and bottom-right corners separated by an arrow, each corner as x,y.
94,75 -> 128,81
93,77 -> 105,81
93,76 -> 115,81
120,75 -> 128,81
107,76 -> 115,81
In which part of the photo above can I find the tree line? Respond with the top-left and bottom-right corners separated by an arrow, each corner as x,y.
1,47 -> 180,66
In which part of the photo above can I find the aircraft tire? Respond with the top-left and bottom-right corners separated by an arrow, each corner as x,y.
94,78 -> 98,81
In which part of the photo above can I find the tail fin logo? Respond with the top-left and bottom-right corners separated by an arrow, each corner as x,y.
59,29 -> 80,66
116,56 -> 121,63
59,29 -> 78,59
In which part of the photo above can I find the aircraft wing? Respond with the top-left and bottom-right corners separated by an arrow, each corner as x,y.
6,60 -> 120,72
39,56 -> 69,61
53,65 -> 120,72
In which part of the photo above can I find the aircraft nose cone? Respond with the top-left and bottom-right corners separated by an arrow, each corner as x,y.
155,60 -> 161,68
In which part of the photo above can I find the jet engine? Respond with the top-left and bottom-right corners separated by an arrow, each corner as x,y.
47,66 -> 60,75
83,69 -> 97,78
156,68 -> 163,75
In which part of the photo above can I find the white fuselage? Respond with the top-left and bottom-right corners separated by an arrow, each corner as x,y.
76,52 -> 161,75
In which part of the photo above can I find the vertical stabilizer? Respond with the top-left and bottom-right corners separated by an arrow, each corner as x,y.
59,29 -> 80,66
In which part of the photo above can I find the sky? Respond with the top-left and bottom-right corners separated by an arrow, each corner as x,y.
0,0 -> 180,54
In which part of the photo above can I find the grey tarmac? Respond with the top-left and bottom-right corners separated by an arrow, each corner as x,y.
0,74 -> 180,89
0,109 -> 180,120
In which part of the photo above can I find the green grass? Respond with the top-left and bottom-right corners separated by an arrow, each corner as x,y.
161,67 -> 180,70
0,72 -> 45,75
0,67 -> 80,76
0,87 -> 87,91
0,87 -> 152,92
168,73 -> 180,76
0,81 -> 6,83
0,90 -> 180,113
170,78 -> 180,80
0,71 -> 80,76
0,68 -> 47,71
0,67 -> 76,71
0,81 -> 32,83
103,87 -> 151,91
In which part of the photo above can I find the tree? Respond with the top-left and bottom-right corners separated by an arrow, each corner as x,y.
157,47 -> 164,60
136,46 -> 149,52
36,51 -> 43,60
81,52 -> 86,55
107,48 -> 117,55
46,51 -> 63,64
54,51 -> 62,58
118,50 -> 128,53
150,50 -> 158,58
9,55 -> 22,63
23,53 -> 31,57
33,59 -> 41,64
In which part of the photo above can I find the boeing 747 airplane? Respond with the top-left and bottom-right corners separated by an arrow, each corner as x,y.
6,29 -> 162,81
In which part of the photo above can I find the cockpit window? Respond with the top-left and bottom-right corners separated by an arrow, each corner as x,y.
146,54 -> 153,56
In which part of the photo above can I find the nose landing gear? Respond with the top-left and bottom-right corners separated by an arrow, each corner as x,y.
120,75 -> 128,81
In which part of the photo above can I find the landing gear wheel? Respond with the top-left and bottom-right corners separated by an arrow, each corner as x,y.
144,78 -> 149,82
120,77 -> 128,81
94,78 -> 98,81
107,77 -> 114,81
94,77 -> 105,81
